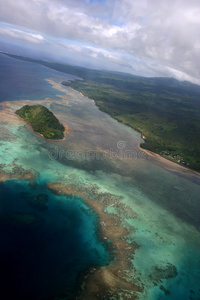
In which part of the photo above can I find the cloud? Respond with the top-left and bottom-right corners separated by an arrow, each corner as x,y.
0,0 -> 199,84
0,26 -> 45,43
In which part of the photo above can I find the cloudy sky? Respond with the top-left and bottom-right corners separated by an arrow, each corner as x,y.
0,0 -> 200,83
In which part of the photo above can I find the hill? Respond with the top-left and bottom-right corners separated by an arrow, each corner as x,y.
15,105 -> 65,139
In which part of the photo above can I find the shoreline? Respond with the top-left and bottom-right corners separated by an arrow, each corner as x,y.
137,144 -> 200,176
61,80 -> 200,176
0,99 -> 71,142
15,113 -> 71,142
44,78 -> 200,179
47,182 -> 142,300
18,116 -> 71,142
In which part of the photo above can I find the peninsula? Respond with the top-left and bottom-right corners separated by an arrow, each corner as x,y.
15,105 -> 65,139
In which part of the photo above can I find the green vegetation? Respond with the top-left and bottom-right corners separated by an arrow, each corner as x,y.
5,53 -> 200,171
62,75 -> 200,172
16,105 -> 65,139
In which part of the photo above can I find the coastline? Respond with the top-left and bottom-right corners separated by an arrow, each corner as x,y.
47,182 -> 142,300
16,116 -> 71,142
61,80 -> 200,176
46,78 -> 200,179
0,99 -> 71,142
137,144 -> 200,176
15,112 -> 70,142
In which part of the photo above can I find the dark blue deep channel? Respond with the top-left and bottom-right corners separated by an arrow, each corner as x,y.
0,179 -> 109,299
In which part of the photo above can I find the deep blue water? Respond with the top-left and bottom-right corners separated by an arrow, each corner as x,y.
0,179 -> 109,299
0,53 -> 68,102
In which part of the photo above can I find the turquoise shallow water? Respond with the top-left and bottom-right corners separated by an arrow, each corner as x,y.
0,54 -> 200,299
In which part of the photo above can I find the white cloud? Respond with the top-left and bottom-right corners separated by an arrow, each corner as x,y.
0,0 -> 199,84
0,26 -> 45,43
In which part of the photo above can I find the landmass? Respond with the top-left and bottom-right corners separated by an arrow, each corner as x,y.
3,52 -> 199,171
15,104 -> 65,139
62,77 -> 200,172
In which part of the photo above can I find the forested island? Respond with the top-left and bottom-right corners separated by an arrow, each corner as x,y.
15,105 -> 65,139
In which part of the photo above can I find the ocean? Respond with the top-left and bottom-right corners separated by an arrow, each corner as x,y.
0,53 -> 200,299
0,180 -> 109,299
0,53 -> 76,102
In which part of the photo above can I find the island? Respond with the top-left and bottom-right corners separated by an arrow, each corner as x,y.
15,104 -> 65,139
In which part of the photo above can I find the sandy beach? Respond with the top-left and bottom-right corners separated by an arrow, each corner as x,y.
137,145 -> 200,176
